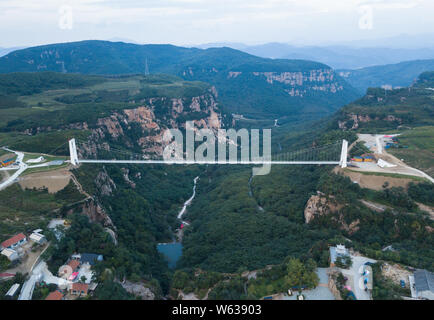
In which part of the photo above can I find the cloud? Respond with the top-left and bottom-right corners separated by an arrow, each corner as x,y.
0,0 -> 432,46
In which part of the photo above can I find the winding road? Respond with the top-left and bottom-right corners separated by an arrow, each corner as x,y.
0,148 -> 27,191
177,176 -> 199,225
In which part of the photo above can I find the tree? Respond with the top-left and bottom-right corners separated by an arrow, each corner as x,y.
284,258 -> 319,292
335,255 -> 353,269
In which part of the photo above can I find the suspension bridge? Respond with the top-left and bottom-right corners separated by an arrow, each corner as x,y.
68,138 -> 349,168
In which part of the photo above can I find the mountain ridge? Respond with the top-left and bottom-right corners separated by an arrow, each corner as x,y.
0,40 -> 360,120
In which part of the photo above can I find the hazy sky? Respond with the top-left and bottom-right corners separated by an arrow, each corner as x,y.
0,0 -> 432,47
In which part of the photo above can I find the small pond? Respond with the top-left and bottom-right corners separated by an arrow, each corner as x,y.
157,242 -> 183,269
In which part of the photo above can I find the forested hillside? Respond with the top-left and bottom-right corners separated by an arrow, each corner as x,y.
339,59 -> 434,93
0,41 -> 360,120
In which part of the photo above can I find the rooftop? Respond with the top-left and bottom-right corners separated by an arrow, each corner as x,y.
80,253 -> 103,266
329,245 -> 349,264
414,269 -> 434,293
1,233 -> 26,249
71,283 -> 89,294
1,248 -> 17,258
68,259 -> 80,270
45,290 -> 64,300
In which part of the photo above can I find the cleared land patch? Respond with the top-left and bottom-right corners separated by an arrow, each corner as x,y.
19,167 -> 71,193
340,168 -> 418,191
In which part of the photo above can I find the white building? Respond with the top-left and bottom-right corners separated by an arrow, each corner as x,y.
5,283 -> 20,298
29,232 -> 47,245
0,233 -> 27,251
1,248 -> 19,261
412,269 -> 434,300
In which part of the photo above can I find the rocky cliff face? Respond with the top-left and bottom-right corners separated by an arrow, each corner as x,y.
304,191 -> 342,223
304,192 -> 360,235
118,280 -> 156,300
80,198 -> 115,227
226,69 -> 344,98
338,113 -> 403,130
73,89 -> 223,159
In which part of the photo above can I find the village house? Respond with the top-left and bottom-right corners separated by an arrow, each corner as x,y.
45,290 -> 64,301
29,232 -> 47,245
329,244 -> 349,268
70,283 -> 89,296
1,233 -> 27,251
80,253 -> 103,266
1,248 -> 19,262
5,283 -> 20,299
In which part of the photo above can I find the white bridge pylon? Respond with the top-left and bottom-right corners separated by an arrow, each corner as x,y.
69,138 -> 79,166
68,139 -> 349,168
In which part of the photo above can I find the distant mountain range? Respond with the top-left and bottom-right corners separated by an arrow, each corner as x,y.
195,42 -> 434,70
338,59 -> 434,93
0,40 -> 360,120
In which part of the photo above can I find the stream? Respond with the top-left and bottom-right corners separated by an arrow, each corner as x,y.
157,176 -> 199,268
248,174 -> 264,212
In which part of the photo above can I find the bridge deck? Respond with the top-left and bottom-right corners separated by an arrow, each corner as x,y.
78,160 -> 340,165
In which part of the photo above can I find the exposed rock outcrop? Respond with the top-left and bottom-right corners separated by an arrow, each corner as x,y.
338,113 -> 402,130
95,169 -> 116,197
80,198 -> 114,228
119,280 -> 156,300
304,191 -> 341,223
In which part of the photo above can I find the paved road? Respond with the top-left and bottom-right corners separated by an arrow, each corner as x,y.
0,147 -> 66,191
0,148 -> 27,191
341,255 -> 376,300
354,134 -> 434,183
375,135 -> 383,154
18,261 -> 71,300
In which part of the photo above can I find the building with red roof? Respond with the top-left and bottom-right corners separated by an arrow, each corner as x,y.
1,233 -> 27,250
70,283 -> 88,296
45,290 -> 64,300
68,259 -> 80,271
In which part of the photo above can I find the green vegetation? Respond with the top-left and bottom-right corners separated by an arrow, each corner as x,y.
0,130 -> 91,155
334,255 -> 353,269
93,279 -> 135,300
408,182 -> 434,206
0,184 -> 82,237
0,273 -> 26,300
371,263 -> 410,300
388,126 -> 434,176
0,72 -> 105,96
0,41 -> 359,119
334,74 -> 434,133
334,272 -> 356,300
171,269 -> 224,299
312,173 -> 434,270
344,169 -> 428,182
341,59 -> 434,93
70,164 -> 205,294
0,73 -> 214,133
0,255 -> 10,271
32,283 -> 58,300
249,258 -> 318,298
179,165 -> 338,273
